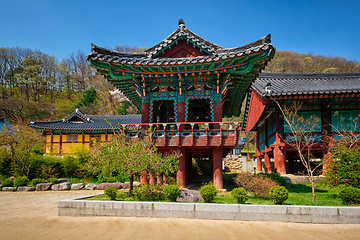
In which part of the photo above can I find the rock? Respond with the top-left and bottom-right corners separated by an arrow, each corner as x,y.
36,183 -> 52,191
2,187 -> 17,192
9,176 -> 16,181
51,182 -> 71,191
97,182 -> 122,190
121,181 -> 140,189
71,183 -> 85,190
17,186 -> 36,191
176,189 -> 202,202
58,179 -> 71,184
85,183 -> 98,190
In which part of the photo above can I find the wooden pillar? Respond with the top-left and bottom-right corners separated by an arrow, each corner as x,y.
177,147 -> 186,188
255,133 -> 262,172
273,145 -> 286,174
140,170 -> 149,184
43,133 -> 47,154
177,101 -> 185,130
149,172 -> 156,184
213,146 -> 223,189
59,133 -> 62,156
264,152 -> 272,173
157,173 -> 163,185
142,97 -> 150,130
213,100 -> 222,129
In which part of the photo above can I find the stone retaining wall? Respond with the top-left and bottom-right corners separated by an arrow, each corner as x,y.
58,195 -> 360,224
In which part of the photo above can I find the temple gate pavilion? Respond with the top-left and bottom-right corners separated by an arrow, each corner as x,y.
86,19 -> 275,189
29,19 -> 275,189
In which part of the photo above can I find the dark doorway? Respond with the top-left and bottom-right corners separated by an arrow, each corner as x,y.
152,100 -> 175,123
187,99 -> 211,122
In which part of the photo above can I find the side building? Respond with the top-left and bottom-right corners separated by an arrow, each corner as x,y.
28,109 -> 141,155
243,72 -> 360,174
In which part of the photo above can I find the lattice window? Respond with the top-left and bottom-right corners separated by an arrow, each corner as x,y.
67,135 -> 78,142
284,111 -> 321,133
332,110 -> 360,132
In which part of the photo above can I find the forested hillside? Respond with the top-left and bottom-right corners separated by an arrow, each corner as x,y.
0,47 -> 359,124
265,51 -> 360,73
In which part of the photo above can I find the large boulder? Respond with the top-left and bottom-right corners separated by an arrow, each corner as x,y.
71,183 -> 85,190
58,179 -> 71,184
121,181 -> 140,189
177,189 -> 202,202
2,187 -> 17,192
36,183 -> 52,191
85,183 -> 98,190
17,186 -> 36,192
97,182 -> 122,190
51,182 -> 71,191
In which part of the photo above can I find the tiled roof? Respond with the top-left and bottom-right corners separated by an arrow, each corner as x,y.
87,19 -> 273,66
28,109 -> 142,132
252,72 -> 360,97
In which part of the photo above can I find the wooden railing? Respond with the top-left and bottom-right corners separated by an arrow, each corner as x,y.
118,122 -> 243,147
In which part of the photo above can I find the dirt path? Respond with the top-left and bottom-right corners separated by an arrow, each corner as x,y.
0,191 -> 359,240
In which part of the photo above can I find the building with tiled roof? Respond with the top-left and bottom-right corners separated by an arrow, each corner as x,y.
243,72 -> 360,174
29,109 -> 141,155
86,18 -> 275,189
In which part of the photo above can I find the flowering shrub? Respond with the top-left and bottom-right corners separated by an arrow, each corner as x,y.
234,172 -> 278,199
323,146 -> 360,188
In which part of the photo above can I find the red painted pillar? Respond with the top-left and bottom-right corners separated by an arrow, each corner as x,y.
177,101 -> 185,130
213,147 -> 223,189
140,170 -> 149,184
323,150 -> 332,174
163,174 -> 167,184
273,133 -> 286,174
213,100 -> 222,129
157,173 -> 163,185
149,172 -> 156,184
255,133 -> 262,172
264,152 -> 272,173
142,97 -> 150,130
177,147 -> 186,188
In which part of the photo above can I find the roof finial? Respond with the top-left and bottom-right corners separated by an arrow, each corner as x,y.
178,18 -> 185,27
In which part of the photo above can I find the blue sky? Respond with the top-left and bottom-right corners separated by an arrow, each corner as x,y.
1,0 -> 360,63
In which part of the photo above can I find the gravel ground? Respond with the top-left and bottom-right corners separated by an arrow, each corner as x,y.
0,190 -> 359,240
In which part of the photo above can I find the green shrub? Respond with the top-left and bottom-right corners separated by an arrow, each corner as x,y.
62,156 -> 80,177
99,176 -> 117,183
163,185 -> 181,202
338,186 -> 360,205
31,178 -> 44,186
231,187 -> 248,203
50,178 -> 59,184
269,186 -> 289,204
260,173 -> 287,186
199,184 -> 218,203
2,179 -> 14,187
132,184 -> 165,201
235,172 -> 278,199
104,187 -> 118,200
14,176 -> 29,188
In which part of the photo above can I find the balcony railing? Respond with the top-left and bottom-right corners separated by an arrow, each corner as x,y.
118,122 -> 243,147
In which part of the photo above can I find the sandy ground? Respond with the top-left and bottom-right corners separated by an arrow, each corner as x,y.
0,191 -> 359,240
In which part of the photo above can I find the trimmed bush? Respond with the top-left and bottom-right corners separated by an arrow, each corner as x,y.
199,184 -> 218,203
2,179 -> 14,187
338,186 -> 360,205
163,185 -> 181,202
231,187 -> 248,203
235,172 -> 278,199
14,176 -> 29,188
50,178 -> 59,184
269,186 -> 289,204
132,184 -> 165,201
31,178 -> 44,186
104,187 -> 118,200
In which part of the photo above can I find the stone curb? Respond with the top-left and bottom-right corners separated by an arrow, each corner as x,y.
58,195 -> 360,224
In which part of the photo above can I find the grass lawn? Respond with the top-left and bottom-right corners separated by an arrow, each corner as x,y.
86,182 -> 350,206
